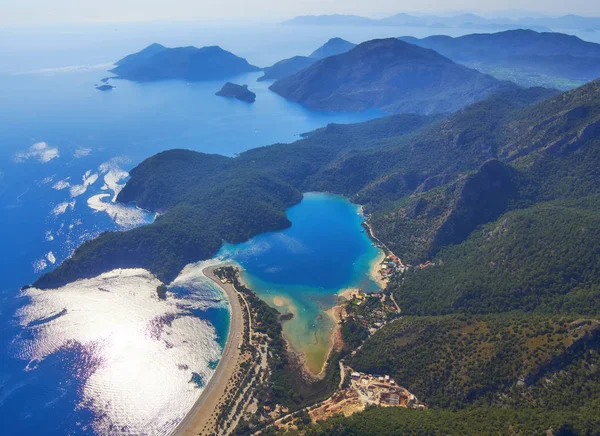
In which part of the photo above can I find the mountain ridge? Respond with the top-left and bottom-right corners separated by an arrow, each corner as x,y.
269,38 -> 517,114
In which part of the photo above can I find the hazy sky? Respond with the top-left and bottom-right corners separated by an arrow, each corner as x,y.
2,0 -> 600,26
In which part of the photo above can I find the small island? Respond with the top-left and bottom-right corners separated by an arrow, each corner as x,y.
215,82 -> 256,103
95,84 -> 115,91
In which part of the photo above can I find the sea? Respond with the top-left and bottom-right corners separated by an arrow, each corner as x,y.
1,21 -> 599,435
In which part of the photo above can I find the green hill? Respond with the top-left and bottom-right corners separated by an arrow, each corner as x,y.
111,44 -> 260,82
400,30 -> 600,88
269,38 -> 516,114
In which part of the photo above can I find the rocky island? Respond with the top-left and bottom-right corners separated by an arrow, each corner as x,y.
110,43 -> 261,82
95,84 -> 115,91
215,82 -> 256,103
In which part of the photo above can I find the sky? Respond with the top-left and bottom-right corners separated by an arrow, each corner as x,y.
1,0 -> 599,26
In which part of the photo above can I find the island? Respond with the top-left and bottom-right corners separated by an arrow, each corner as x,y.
215,82 -> 256,103
95,84 -> 115,91
109,43 -> 261,82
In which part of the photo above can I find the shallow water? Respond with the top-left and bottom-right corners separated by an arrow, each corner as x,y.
219,193 -> 382,373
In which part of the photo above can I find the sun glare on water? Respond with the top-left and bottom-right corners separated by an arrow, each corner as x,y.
16,267 -> 227,435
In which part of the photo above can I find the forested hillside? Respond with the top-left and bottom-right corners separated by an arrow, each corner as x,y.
269,38 -> 516,114
35,57 -> 600,436
288,79 -> 600,436
37,78 -> 600,290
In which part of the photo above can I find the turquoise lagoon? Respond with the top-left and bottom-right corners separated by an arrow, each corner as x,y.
219,193 -> 383,373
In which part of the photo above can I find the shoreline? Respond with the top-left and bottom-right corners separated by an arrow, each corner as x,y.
369,250 -> 388,289
175,266 -> 245,436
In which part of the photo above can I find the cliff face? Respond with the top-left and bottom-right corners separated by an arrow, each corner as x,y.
429,159 -> 517,255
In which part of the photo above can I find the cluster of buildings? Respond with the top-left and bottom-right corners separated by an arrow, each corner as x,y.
378,254 -> 407,278
349,371 -> 422,408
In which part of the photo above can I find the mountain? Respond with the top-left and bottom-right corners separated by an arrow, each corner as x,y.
283,14 -> 376,26
400,30 -> 600,63
110,44 -> 260,82
283,12 -> 600,31
289,80 -> 600,435
258,38 -> 355,82
400,30 -> 600,88
258,56 -> 315,82
511,14 -> 600,31
114,42 -> 166,66
215,82 -> 256,103
308,37 -> 356,59
269,38 -> 515,114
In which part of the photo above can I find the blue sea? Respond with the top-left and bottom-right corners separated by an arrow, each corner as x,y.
2,21 -> 599,435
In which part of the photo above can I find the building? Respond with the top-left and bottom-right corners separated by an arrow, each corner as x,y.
351,372 -> 361,380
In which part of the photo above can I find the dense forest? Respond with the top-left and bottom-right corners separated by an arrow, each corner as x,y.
286,80 -> 600,435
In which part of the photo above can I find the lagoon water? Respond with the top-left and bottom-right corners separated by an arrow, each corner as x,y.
220,193 -> 382,374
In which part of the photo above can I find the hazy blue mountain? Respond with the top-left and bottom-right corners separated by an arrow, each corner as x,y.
510,14 -> 600,31
400,30 -> 600,83
111,44 -> 260,82
114,43 -> 166,66
283,13 -> 561,31
283,14 -> 377,26
309,37 -> 356,59
258,38 -> 355,82
400,30 -> 600,62
258,56 -> 316,82
269,38 -> 514,114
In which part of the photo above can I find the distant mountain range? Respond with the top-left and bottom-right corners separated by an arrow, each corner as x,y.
269,38 -> 515,114
258,38 -> 356,82
284,12 -> 600,32
400,30 -> 600,84
110,44 -> 260,82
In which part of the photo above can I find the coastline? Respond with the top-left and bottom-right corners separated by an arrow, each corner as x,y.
175,266 -> 245,436
369,250 -> 388,289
